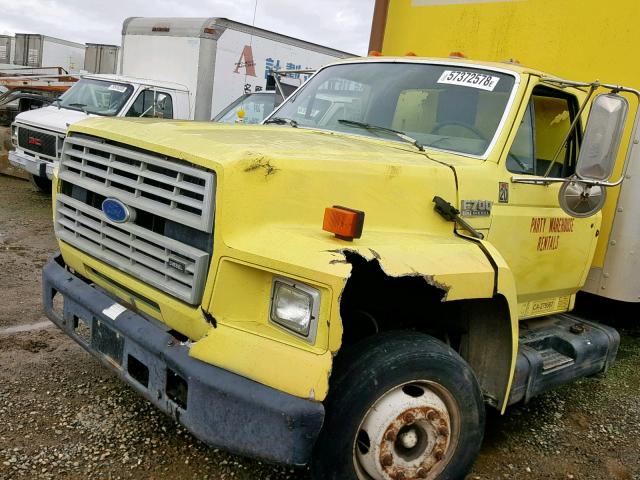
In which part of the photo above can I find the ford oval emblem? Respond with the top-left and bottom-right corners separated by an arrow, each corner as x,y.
101,198 -> 131,223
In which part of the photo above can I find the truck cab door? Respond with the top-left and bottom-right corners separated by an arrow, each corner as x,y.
125,88 -> 175,119
486,83 -> 600,319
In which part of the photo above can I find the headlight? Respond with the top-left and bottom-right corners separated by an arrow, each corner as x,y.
11,124 -> 18,146
270,278 -> 320,341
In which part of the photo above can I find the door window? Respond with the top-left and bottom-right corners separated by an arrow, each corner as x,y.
126,90 -> 174,119
507,86 -> 580,177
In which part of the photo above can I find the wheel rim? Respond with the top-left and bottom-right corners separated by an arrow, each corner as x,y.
353,380 -> 460,480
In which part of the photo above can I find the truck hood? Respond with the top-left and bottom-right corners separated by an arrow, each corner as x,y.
69,117 -> 469,168
69,118 -> 463,243
15,105 -> 97,134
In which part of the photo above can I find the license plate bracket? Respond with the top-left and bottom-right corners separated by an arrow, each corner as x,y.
92,319 -> 124,365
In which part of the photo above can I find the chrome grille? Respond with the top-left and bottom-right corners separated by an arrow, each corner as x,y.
56,134 -> 216,304
59,135 -> 215,232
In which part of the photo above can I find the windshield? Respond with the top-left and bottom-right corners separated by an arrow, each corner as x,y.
272,62 -> 516,156
214,92 -> 276,124
57,78 -> 133,116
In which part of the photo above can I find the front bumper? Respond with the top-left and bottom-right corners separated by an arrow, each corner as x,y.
9,149 -> 54,179
42,253 -> 325,465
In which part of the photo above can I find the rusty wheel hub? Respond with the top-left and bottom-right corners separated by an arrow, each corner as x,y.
353,381 -> 459,480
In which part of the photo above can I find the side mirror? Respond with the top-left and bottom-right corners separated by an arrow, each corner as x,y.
576,93 -> 629,181
560,93 -> 628,218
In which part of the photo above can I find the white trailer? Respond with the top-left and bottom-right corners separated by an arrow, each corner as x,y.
14,34 -> 85,73
84,44 -> 120,74
120,17 -> 354,120
0,35 -> 14,65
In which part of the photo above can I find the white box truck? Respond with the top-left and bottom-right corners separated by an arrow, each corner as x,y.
120,17 -> 354,120
84,44 -> 120,74
14,34 -> 85,73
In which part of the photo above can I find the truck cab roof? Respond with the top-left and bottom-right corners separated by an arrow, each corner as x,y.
82,74 -> 190,92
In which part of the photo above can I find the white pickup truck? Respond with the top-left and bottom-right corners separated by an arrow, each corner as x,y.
9,74 -> 190,191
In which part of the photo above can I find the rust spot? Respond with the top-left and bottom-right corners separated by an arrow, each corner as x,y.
368,248 -> 381,260
243,156 -> 278,176
417,467 -> 430,478
379,406 -> 450,480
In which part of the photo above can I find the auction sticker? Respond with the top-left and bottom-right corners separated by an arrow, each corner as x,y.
102,302 -> 127,320
108,84 -> 128,93
438,70 -> 500,91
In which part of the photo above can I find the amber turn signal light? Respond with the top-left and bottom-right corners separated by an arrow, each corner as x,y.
323,206 -> 365,241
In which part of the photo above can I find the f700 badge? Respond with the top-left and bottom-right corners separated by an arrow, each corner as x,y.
460,200 -> 493,217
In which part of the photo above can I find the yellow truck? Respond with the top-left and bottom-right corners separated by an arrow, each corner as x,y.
42,1 -> 640,479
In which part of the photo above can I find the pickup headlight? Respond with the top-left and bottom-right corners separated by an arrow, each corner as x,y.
11,124 -> 18,146
270,277 -> 320,341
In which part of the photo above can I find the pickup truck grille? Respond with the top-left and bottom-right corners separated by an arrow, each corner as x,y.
55,134 -> 217,304
17,126 -> 60,160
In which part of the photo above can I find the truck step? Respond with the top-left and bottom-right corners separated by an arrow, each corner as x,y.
508,314 -> 619,405
539,348 -> 574,373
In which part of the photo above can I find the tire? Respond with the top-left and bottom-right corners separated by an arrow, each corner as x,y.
311,331 -> 485,480
29,174 -> 52,194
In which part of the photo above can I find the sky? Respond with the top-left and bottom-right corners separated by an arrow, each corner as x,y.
0,0 -> 376,55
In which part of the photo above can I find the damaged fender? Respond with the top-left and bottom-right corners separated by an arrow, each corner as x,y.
328,237 -> 520,412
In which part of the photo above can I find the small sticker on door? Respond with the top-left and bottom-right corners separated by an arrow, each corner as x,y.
499,182 -> 509,203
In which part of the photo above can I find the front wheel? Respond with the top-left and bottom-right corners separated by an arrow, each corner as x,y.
312,331 -> 485,480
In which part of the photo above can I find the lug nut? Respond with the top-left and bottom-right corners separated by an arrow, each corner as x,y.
434,449 -> 444,461
438,426 -> 449,436
393,472 -> 405,480
427,410 -> 439,421
381,454 -> 393,467
417,467 -> 429,478
403,412 -> 415,423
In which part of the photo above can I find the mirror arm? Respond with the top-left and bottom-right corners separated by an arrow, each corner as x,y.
273,73 -> 286,103
539,79 -> 640,187
511,174 -> 625,187
543,83 -> 598,178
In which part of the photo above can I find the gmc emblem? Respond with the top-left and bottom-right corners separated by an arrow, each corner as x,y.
28,136 -> 42,146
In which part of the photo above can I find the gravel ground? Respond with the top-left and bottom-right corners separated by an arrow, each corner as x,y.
1,173 -> 639,480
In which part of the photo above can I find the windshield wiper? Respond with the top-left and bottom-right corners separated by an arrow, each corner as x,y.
68,102 -> 90,115
264,117 -> 298,127
337,119 -> 424,152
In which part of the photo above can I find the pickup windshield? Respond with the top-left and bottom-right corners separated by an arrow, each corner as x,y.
57,78 -> 133,116
214,92 -> 276,124
271,62 -> 516,156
